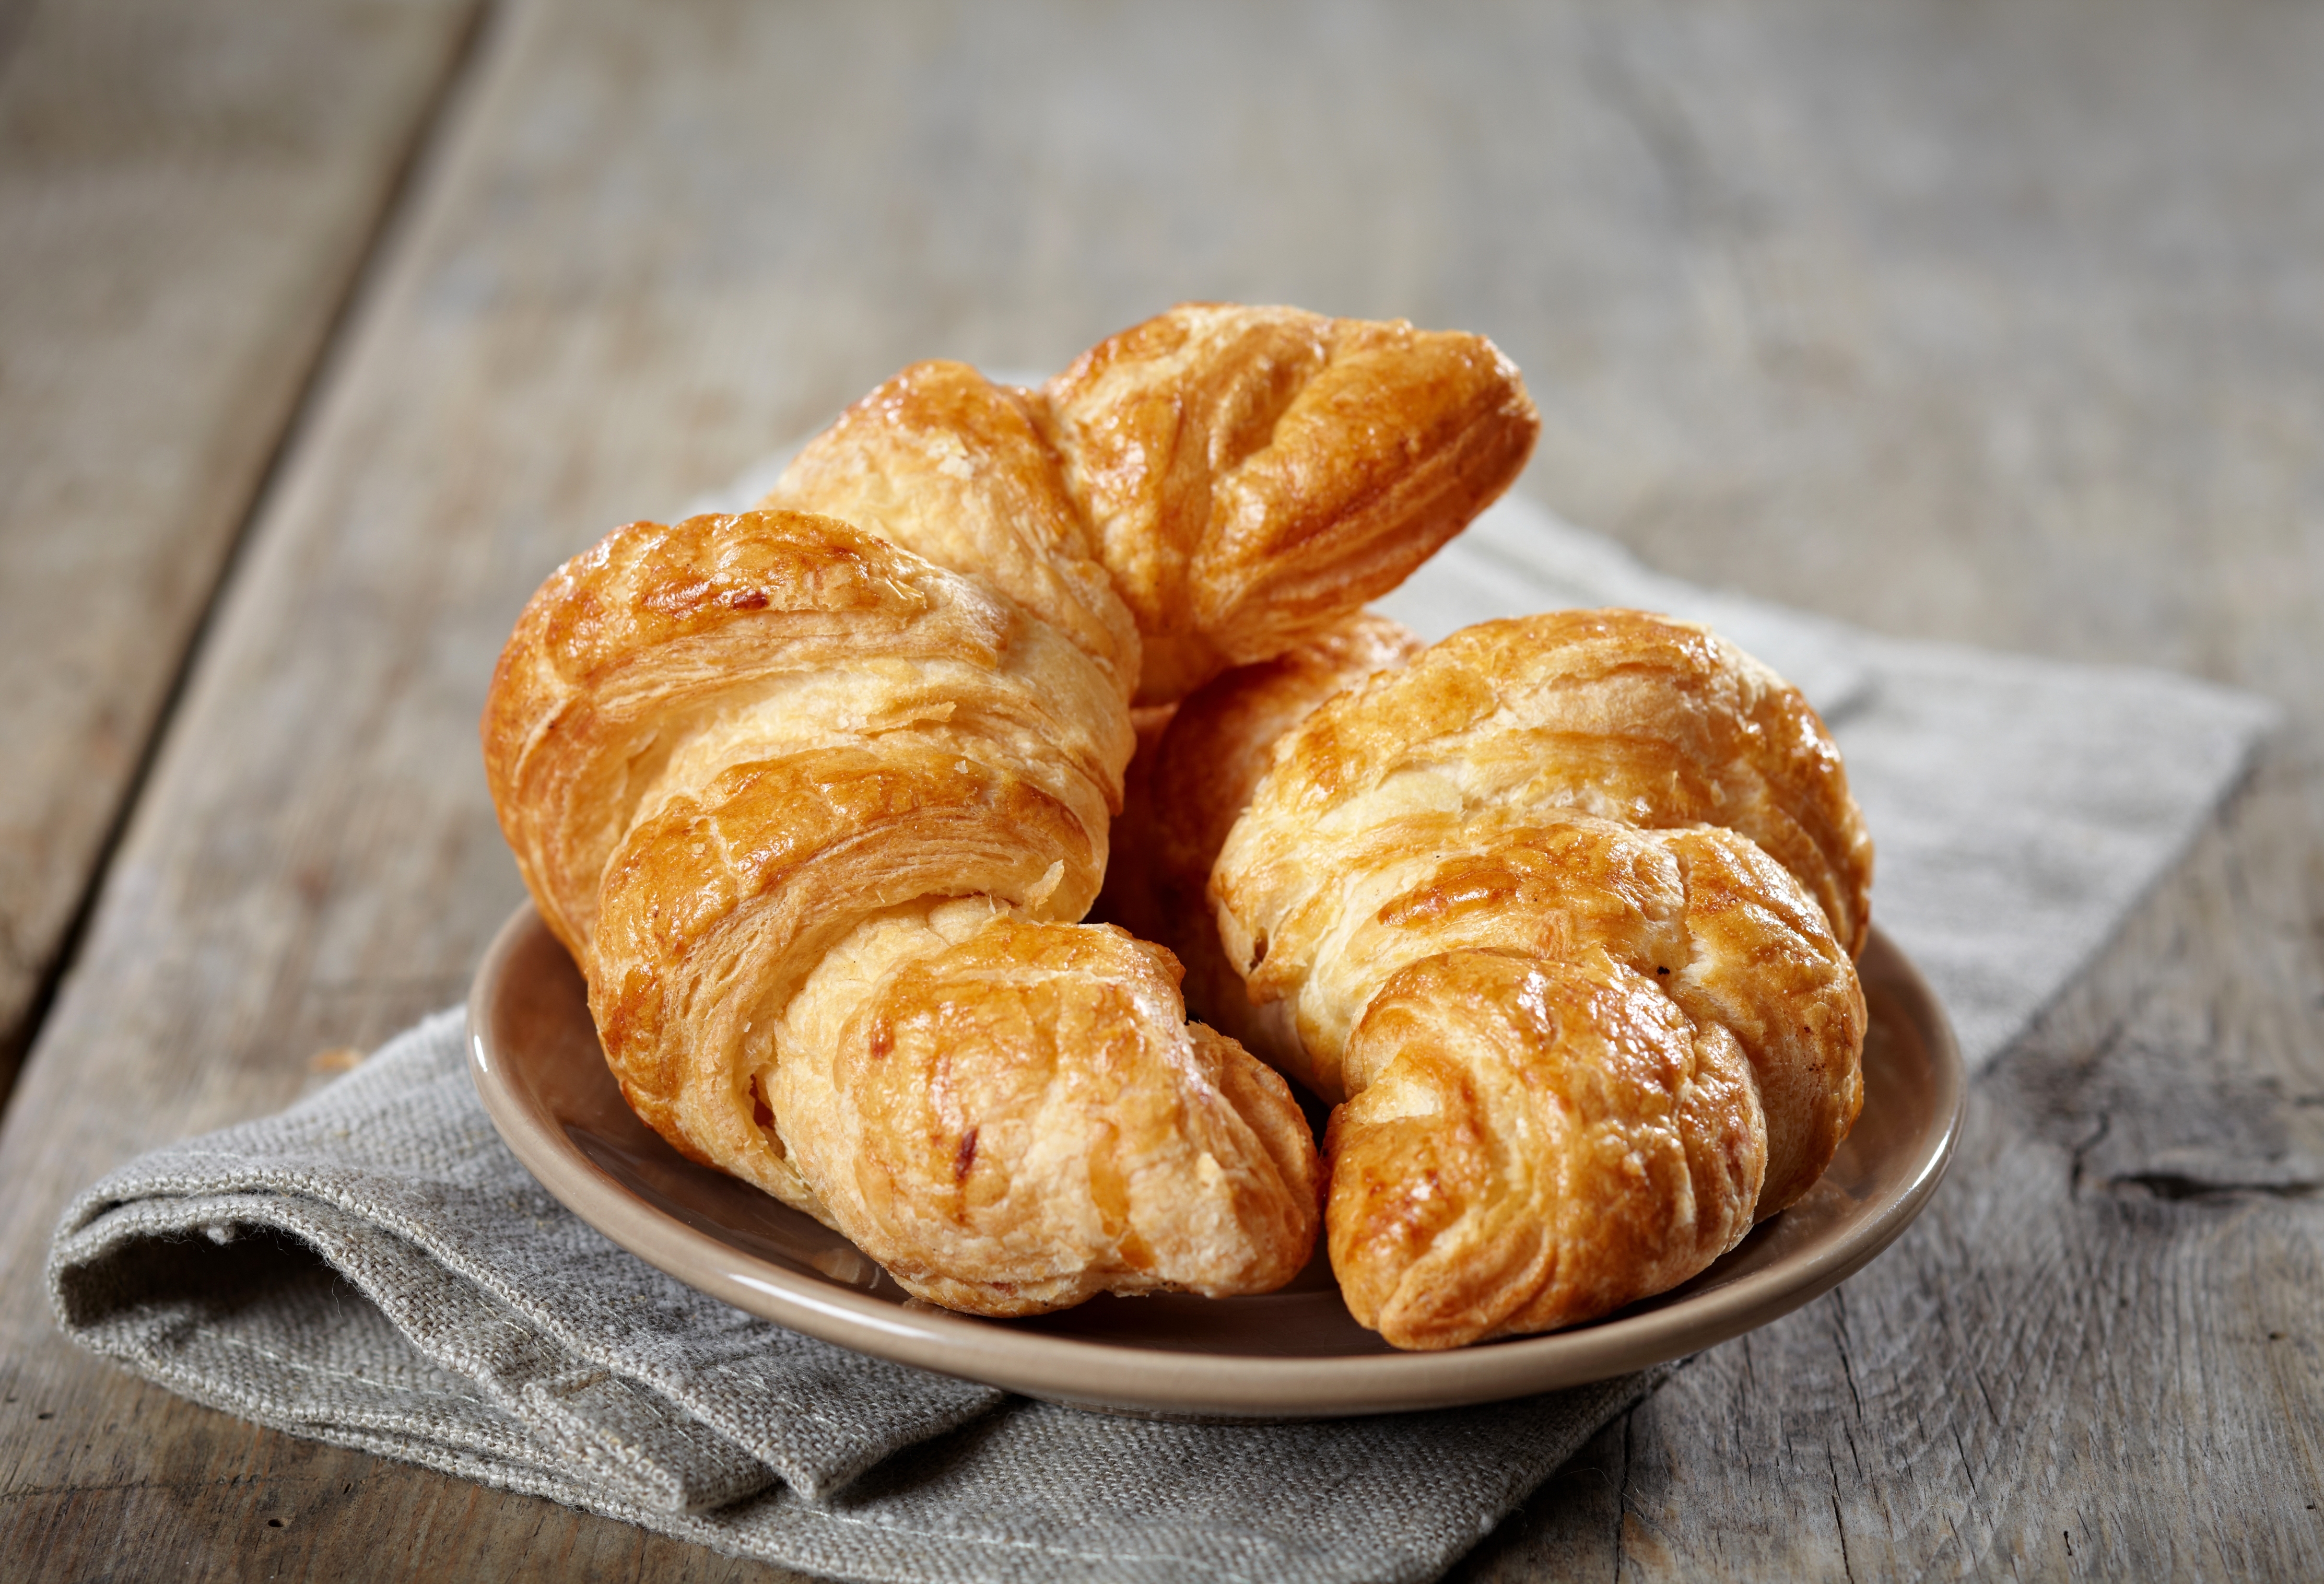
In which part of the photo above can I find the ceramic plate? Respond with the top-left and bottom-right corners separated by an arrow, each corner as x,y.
468,902 -> 1961,1419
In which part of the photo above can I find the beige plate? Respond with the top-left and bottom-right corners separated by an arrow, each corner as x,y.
468,902 -> 1962,1420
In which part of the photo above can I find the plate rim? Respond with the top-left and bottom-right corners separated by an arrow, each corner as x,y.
467,901 -> 1963,1419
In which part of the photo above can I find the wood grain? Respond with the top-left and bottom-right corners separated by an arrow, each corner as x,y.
2,0 -> 2320,1578
0,0 -> 484,1085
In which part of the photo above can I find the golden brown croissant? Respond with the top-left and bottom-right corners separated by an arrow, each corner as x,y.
1118,608 -> 1874,1348
482,304 -> 1540,1316
485,509 -> 1317,1313
762,303 -> 1539,707
1036,304 -> 1537,703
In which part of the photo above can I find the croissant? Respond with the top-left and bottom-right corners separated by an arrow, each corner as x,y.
1117,608 -> 1873,1348
482,304 -> 1540,1316
763,301 -> 1541,706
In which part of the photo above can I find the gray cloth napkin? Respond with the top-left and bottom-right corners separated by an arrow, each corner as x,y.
50,1010 -> 1649,1582
49,500 -> 2277,1582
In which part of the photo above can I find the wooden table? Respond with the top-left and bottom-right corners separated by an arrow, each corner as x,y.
5,1 -> 2321,1575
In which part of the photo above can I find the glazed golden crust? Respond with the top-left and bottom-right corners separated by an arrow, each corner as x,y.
1175,609 -> 1872,1348
759,307 -> 1534,709
482,512 -> 1122,960
484,509 -> 1319,1309
773,907 -> 1319,1312
758,359 -> 1142,694
1326,948 -> 1763,1352
1038,304 -> 1537,703
1220,609 -> 1875,1026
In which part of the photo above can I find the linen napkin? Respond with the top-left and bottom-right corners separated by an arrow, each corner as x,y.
50,1007 -> 1649,1582
50,498 -> 2276,1583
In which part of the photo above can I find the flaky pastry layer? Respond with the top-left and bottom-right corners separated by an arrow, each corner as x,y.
766,303 -> 1539,706
486,510 -> 1317,1312
1114,608 -> 1873,1348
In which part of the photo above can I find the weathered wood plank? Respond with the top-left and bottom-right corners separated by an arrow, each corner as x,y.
0,0 -> 484,1081
2,0 -> 2320,1578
